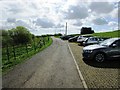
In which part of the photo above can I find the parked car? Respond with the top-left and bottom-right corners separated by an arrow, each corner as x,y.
102,37 -> 110,40
68,36 -> 79,42
78,38 -> 88,46
82,38 -> 120,62
60,35 -> 73,40
83,37 -> 104,46
77,35 -> 91,43
77,35 -> 91,46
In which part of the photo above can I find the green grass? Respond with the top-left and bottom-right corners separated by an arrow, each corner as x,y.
69,30 -> 120,38
92,30 -> 120,38
54,35 -> 62,38
2,37 -> 53,74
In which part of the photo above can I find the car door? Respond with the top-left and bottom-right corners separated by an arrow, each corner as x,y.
89,37 -> 98,44
94,38 -> 99,44
108,40 -> 120,58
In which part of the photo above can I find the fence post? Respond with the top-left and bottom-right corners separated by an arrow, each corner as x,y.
43,37 -> 45,45
39,40 -> 41,48
13,45 -> 16,60
48,36 -> 49,41
19,44 -> 22,58
25,43 -> 28,54
33,38 -> 36,52
6,44 -> 10,62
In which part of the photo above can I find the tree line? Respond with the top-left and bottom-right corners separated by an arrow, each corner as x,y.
1,26 -> 34,47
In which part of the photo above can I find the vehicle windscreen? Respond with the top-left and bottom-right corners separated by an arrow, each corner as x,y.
99,38 -> 116,46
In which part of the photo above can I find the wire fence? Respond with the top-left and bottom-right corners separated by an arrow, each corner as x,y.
2,36 -> 50,69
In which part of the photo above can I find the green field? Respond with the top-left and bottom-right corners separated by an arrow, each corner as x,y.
69,30 -> 120,38
92,30 -> 120,38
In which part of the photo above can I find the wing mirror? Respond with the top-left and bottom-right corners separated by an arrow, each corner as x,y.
111,44 -> 117,47
83,42 -> 85,44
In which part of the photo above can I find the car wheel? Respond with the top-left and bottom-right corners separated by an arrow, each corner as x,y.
94,53 -> 105,62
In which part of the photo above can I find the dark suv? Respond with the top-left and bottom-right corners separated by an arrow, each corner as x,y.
82,38 -> 120,62
60,35 -> 73,40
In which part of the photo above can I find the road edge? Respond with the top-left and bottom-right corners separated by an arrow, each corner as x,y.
67,43 -> 88,89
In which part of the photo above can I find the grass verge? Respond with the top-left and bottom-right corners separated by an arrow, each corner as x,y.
2,37 -> 53,75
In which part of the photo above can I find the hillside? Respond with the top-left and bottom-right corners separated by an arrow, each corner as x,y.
92,30 -> 120,38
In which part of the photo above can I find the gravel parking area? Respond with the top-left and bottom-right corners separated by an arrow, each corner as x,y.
69,42 -> 120,88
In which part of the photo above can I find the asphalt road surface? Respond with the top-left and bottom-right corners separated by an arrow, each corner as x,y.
3,37 -> 84,88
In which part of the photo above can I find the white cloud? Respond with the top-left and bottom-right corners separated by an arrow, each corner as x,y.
8,5 -> 23,14
73,20 -> 83,26
56,24 -> 64,28
7,18 -> 16,23
0,0 -> 118,35
33,18 -> 55,28
108,21 -> 118,30
1,18 -> 33,30
1,21 -> 15,30
110,8 -> 118,18
108,21 -> 118,26
15,20 -> 32,29
92,17 -> 108,25
63,5 -> 89,19
89,2 -> 114,14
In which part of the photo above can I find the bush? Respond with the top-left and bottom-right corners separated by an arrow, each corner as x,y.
2,26 -> 33,46
2,30 -> 13,46
54,33 -> 62,36
12,26 -> 32,44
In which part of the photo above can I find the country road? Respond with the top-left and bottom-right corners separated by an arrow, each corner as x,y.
3,37 -> 84,88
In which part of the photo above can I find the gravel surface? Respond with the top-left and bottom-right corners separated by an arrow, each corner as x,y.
3,37 -> 83,88
69,42 -> 120,88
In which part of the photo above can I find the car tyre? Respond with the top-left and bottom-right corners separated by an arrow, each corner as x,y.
94,53 -> 105,62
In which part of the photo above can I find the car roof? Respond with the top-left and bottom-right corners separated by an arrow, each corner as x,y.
109,38 -> 120,40
88,36 -> 96,38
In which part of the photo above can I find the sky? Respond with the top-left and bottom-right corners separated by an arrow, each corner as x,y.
0,0 -> 119,35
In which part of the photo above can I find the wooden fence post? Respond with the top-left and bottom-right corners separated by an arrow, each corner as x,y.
13,45 -> 16,60
48,36 -> 49,41
43,37 -> 45,45
33,38 -> 36,52
6,44 -> 9,62
39,39 -> 42,48
19,44 -> 22,58
25,43 -> 28,54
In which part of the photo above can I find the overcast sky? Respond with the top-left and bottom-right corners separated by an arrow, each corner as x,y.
0,0 -> 119,35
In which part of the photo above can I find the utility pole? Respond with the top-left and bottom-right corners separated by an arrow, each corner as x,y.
65,22 -> 67,35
